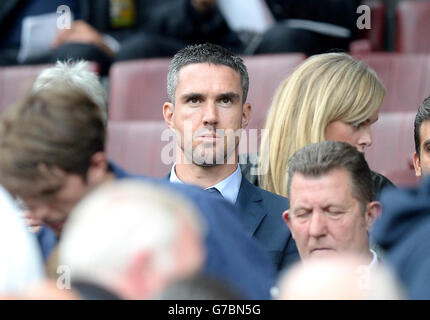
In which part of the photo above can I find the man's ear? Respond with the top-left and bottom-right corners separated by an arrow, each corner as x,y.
282,210 -> 295,239
365,201 -> 382,232
241,102 -> 251,129
125,250 -> 170,299
86,152 -> 109,186
163,102 -> 175,130
413,152 -> 422,177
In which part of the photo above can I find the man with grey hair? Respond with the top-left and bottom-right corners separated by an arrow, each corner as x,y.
33,60 -> 108,123
283,141 -> 381,265
59,180 -> 205,300
163,43 -> 299,271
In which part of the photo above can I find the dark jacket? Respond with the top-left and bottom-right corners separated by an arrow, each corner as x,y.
111,163 -> 277,300
371,177 -> 430,299
166,171 -> 300,272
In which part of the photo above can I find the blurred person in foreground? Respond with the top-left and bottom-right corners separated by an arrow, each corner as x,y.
0,184 -> 44,296
278,254 -> 404,300
24,60 -> 109,262
58,180 -> 204,300
372,175 -> 430,299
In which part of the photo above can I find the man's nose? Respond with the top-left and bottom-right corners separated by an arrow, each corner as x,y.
202,101 -> 218,126
358,126 -> 372,151
308,211 -> 328,238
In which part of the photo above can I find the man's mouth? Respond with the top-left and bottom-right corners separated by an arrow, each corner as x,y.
310,248 -> 334,255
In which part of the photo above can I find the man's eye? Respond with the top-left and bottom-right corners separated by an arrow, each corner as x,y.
189,98 -> 200,104
326,210 -> 344,218
295,210 -> 311,219
219,97 -> 232,106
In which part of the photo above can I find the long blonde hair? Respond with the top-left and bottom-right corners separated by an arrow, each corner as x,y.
259,53 -> 385,197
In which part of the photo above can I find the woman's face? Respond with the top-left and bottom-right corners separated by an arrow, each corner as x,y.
325,109 -> 379,153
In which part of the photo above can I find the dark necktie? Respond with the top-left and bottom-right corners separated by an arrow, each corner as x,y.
205,187 -> 224,199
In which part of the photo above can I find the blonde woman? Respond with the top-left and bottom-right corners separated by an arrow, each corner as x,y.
241,52 -> 393,198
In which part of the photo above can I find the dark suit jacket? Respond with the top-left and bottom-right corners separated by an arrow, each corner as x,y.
166,170 -> 299,272
372,177 -> 430,300
236,176 -> 299,271
112,163 -> 277,300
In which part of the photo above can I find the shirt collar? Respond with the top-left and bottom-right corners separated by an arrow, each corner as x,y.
169,164 -> 242,204
367,248 -> 379,269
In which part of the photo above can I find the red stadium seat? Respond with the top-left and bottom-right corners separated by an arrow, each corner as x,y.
108,54 -> 305,127
396,1 -> 430,53
353,53 -> 430,112
365,112 -> 418,187
109,58 -> 170,121
243,53 -> 306,130
350,0 -> 386,54
0,62 -> 99,115
106,121 -> 173,177
0,64 -> 51,114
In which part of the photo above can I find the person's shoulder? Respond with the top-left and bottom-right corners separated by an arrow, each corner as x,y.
243,177 -> 289,211
371,170 -> 396,196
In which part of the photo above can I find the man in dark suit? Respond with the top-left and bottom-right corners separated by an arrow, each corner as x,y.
413,96 -> 430,179
0,87 -> 276,299
163,43 -> 299,272
371,176 -> 430,300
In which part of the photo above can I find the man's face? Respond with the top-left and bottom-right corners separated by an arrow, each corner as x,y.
413,120 -> 430,177
163,63 -> 251,166
284,168 -> 379,260
23,172 -> 90,236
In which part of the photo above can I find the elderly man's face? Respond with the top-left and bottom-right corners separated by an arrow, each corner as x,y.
284,168 -> 380,260
414,120 -> 430,177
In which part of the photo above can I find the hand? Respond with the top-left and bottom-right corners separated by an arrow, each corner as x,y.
23,211 -> 42,234
53,20 -> 114,56
191,0 -> 216,13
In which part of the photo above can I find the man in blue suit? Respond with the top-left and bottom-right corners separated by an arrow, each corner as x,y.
371,177 -> 430,300
163,43 -> 299,271
0,87 -> 276,299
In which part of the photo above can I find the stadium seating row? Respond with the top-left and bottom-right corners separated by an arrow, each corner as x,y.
106,111 -> 418,187
1,52 -> 429,122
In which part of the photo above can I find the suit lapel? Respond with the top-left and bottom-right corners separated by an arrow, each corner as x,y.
235,177 -> 267,238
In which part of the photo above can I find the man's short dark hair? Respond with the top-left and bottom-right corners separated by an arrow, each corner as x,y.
287,141 -> 374,209
414,96 -> 430,157
167,43 -> 249,103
